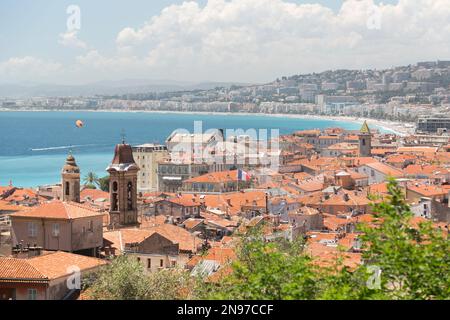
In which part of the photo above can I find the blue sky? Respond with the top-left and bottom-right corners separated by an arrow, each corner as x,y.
0,0 -> 398,61
1,0 -> 448,85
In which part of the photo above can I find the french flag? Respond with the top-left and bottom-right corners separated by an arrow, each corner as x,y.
237,169 -> 251,182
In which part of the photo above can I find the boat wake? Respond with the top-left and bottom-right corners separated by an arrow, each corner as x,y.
30,144 -> 100,151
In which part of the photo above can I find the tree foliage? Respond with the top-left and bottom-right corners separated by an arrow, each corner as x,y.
87,255 -> 196,300
86,180 -> 449,300
199,179 -> 449,300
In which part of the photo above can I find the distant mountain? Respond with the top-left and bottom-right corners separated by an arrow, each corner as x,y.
0,79 -> 253,98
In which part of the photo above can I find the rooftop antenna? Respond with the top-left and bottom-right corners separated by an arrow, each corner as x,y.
121,129 -> 126,144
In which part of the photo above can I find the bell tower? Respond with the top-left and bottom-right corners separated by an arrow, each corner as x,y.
107,141 -> 140,227
61,153 -> 80,202
358,120 -> 372,157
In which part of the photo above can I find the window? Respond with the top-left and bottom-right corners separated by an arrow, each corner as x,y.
28,289 -> 37,300
65,181 -> 70,196
171,261 -> 176,268
147,258 -> 151,269
127,181 -> 133,210
160,259 -> 164,267
88,220 -> 94,232
28,222 -> 37,237
137,257 -> 141,262
371,169 -> 375,177
52,223 -> 60,237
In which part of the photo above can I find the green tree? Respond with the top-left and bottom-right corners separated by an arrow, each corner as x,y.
87,255 -> 197,300
88,256 -> 150,300
200,179 -> 449,300
83,172 -> 99,189
98,176 -> 110,192
359,179 -> 450,300
200,229 -> 319,300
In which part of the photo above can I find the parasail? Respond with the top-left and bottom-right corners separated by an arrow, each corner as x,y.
75,120 -> 84,128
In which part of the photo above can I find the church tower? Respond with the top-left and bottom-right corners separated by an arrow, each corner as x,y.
358,121 -> 372,157
61,153 -> 80,202
107,141 -> 140,226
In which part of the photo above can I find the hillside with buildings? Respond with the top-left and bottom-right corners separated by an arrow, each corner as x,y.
0,120 -> 449,300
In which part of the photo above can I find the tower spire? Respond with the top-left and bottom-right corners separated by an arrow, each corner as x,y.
121,129 -> 126,144
62,152 -> 80,202
360,120 -> 371,135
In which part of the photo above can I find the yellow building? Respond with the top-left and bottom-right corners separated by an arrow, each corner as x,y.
132,144 -> 168,192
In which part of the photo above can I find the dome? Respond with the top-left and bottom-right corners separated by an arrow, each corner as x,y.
106,143 -> 139,172
111,143 -> 136,165
62,154 -> 80,173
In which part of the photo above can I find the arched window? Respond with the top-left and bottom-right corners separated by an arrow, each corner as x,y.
112,181 -> 119,211
127,181 -> 133,210
65,181 -> 70,196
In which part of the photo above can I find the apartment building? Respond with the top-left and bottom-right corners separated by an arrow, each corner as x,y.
132,144 -> 169,192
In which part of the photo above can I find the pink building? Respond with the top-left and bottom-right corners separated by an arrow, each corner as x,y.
10,201 -> 106,256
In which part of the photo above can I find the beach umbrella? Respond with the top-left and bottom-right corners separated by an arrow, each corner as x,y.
75,120 -> 84,128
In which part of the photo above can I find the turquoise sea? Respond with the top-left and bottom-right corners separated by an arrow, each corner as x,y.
0,111 -> 378,187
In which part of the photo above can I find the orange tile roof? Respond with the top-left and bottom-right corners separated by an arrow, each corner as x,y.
0,258 -> 47,281
0,251 -> 107,281
80,188 -> 109,201
404,164 -> 449,176
160,197 -> 202,207
397,146 -> 438,154
184,170 -> 239,184
177,191 -> 267,215
368,182 -> 389,194
2,188 -> 43,202
297,181 -> 324,192
323,214 -> 353,231
365,162 -> 404,177
0,200 -> 28,213
321,192 -> 371,207
107,224 -> 203,253
203,247 -> 236,265
407,184 -> 447,197
183,218 -> 204,230
27,251 -> 107,279
11,201 -> 106,220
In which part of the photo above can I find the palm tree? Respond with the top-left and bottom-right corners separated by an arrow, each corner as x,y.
83,172 -> 99,189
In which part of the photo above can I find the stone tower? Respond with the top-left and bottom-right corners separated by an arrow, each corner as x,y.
61,153 -> 80,202
107,142 -> 140,226
358,120 -> 372,157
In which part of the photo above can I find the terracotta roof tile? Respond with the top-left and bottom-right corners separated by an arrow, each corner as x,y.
11,201 -> 106,220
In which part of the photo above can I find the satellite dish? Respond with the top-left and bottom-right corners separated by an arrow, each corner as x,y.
75,120 -> 84,128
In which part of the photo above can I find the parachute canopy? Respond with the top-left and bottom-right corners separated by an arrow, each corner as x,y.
75,120 -> 84,128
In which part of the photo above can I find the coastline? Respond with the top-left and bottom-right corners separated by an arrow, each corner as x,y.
0,108 -> 414,136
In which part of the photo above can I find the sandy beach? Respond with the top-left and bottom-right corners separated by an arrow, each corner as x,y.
0,108 -> 415,136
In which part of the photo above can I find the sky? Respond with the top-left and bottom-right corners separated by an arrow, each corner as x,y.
0,0 -> 449,85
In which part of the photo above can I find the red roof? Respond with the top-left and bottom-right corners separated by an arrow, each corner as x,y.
11,201 -> 106,220
0,251 -> 107,281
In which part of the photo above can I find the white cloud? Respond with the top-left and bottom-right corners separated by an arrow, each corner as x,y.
2,0 -> 450,84
112,0 -> 450,82
0,56 -> 63,82
58,30 -> 88,49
